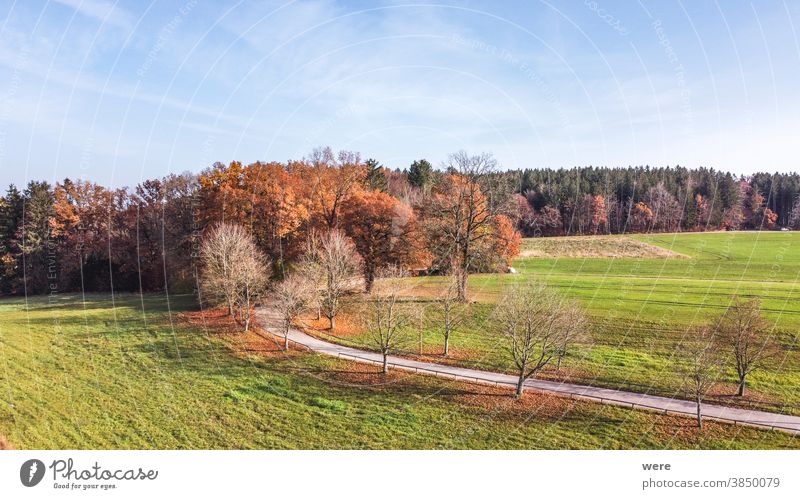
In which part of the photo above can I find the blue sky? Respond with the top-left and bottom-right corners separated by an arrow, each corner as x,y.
0,0 -> 799,188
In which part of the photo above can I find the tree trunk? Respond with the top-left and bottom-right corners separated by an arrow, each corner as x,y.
457,269 -> 468,302
382,353 -> 389,374
365,269 -> 374,294
737,377 -> 746,397
515,369 -> 526,398
696,396 -> 703,429
316,304 -> 321,320
443,330 -> 450,356
556,355 -> 563,372
283,323 -> 290,351
460,233 -> 470,301
329,315 -> 335,331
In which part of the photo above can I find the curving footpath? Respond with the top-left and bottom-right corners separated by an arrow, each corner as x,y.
257,308 -> 800,434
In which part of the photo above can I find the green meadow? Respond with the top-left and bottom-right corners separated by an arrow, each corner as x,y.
0,292 -> 797,449
320,232 -> 800,413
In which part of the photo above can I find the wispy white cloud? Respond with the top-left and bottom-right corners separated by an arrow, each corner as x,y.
52,0 -> 134,31
2,0 -> 800,187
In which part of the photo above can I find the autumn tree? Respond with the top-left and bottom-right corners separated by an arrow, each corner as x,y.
315,229 -> 360,330
677,326 -> 723,429
133,178 -> 175,291
489,214 -> 522,270
628,201 -> 654,232
50,179 -> 135,290
272,273 -> 313,350
494,282 -> 581,398
302,147 -> 366,230
197,161 -> 248,229
132,173 -> 199,292
740,180 -> 778,230
588,194 -> 608,234
694,193 -> 711,229
199,223 -> 270,331
716,297 -> 778,396
528,205 -> 563,237
341,190 -> 422,292
242,161 -> 308,271
721,204 -> 744,230
52,179 -> 114,257
423,151 -> 514,301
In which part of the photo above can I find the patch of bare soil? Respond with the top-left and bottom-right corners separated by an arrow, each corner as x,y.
455,383 -> 776,445
0,434 -> 13,450
300,311 -> 365,339
520,235 -> 687,259
312,360 -> 414,387
178,307 -> 244,335
401,347 -> 499,371
457,383 -> 580,419
647,413 -> 763,445
178,307 -> 305,359
704,383 -> 790,414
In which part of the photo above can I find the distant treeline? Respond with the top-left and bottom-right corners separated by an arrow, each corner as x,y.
0,149 -> 518,296
507,166 -> 800,237
1,156 -> 798,296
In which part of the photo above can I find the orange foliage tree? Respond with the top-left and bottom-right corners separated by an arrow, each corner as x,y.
629,201 -> 654,232
422,152 -> 520,300
694,193 -> 711,229
341,190 -> 424,292
300,147 -> 366,230
51,179 -> 132,288
490,215 -> 522,267
242,162 -> 309,270
578,194 -> 608,234
197,161 -> 248,229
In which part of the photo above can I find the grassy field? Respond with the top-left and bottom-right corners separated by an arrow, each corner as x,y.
1,293 -> 797,449
312,231 -> 800,414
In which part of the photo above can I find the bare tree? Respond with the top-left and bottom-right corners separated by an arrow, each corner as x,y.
272,273 -> 313,351
298,230 -> 325,320
716,296 -> 778,396
199,223 -> 270,331
439,273 -> 464,356
555,303 -> 588,372
316,229 -> 360,330
364,267 -> 416,373
199,223 -> 244,316
678,327 -> 723,429
236,246 -> 270,332
645,182 -> 683,232
494,283 -> 579,398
